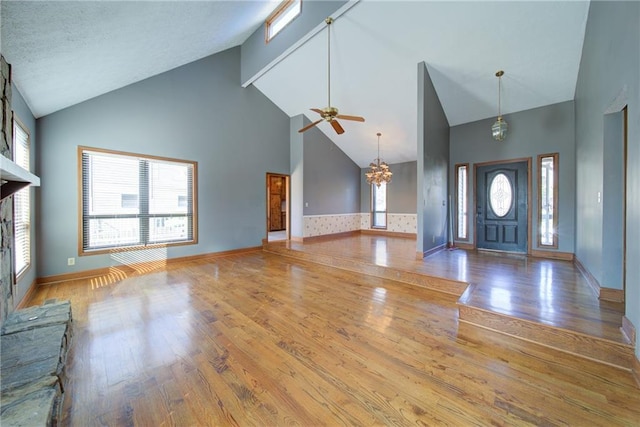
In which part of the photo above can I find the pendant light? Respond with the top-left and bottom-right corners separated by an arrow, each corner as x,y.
365,132 -> 392,187
491,70 -> 508,141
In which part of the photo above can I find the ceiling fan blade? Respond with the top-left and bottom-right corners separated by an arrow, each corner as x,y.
310,108 -> 324,115
298,118 -> 323,133
336,114 -> 365,122
330,119 -> 345,135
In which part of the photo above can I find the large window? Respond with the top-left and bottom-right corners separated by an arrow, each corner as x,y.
265,0 -> 301,43
12,117 -> 31,278
79,147 -> 197,254
538,153 -> 558,248
455,164 -> 469,240
371,182 -> 387,229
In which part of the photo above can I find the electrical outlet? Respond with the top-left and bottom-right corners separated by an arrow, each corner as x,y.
67,257 -> 75,266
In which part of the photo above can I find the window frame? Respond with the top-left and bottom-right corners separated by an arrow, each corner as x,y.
370,182 -> 387,229
12,115 -> 31,280
537,153 -> 559,248
78,146 -> 198,256
265,0 -> 302,43
454,163 -> 469,241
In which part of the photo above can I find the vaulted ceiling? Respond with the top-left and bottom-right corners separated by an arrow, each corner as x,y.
1,1 -> 590,167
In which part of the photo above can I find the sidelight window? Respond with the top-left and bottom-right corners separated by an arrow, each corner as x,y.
455,164 -> 468,240
538,153 -> 558,247
79,147 -> 197,254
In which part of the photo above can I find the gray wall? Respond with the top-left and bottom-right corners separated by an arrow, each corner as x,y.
303,126 -> 360,215
241,1 -> 348,85
360,161 -> 417,214
11,85 -> 37,305
450,101 -> 576,254
574,1 -> 639,357
36,47 -> 291,278
417,63 -> 450,255
601,111 -> 624,289
290,115 -> 305,239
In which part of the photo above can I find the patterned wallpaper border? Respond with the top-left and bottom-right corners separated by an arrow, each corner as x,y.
304,213 -> 417,237
303,213 -> 361,238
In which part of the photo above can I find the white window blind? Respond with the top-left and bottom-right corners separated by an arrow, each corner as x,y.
80,148 -> 196,253
13,119 -> 31,277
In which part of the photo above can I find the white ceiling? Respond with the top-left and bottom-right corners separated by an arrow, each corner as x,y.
1,0 -> 279,118
253,0 -> 590,166
1,1 -> 590,167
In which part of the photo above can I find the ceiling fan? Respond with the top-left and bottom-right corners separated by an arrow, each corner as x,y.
298,17 -> 365,135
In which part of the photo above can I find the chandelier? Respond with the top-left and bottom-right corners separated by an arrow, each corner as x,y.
365,132 -> 392,187
491,70 -> 508,141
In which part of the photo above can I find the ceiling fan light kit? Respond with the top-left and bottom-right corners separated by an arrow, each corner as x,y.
298,17 -> 365,135
491,70 -> 508,141
365,132 -> 392,187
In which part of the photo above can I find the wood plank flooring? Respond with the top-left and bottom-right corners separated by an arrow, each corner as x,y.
271,234 -> 628,344
25,250 -> 640,426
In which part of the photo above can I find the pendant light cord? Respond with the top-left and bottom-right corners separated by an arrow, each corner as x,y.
498,74 -> 501,117
496,70 -> 504,118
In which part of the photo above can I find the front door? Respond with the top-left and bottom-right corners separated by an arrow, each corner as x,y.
476,161 -> 528,253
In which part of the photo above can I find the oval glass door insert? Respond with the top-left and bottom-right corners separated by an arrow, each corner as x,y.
489,173 -> 512,217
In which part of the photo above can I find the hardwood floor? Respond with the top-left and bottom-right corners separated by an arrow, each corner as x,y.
270,234 -> 628,344
266,234 -> 634,368
26,249 -> 639,426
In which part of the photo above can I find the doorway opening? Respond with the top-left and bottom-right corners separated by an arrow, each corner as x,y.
474,158 -> 531,254
266,173 -> 289,242
602,106 -> 627,305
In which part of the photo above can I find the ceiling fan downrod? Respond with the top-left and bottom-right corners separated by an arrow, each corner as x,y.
326,17 -> 332,108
